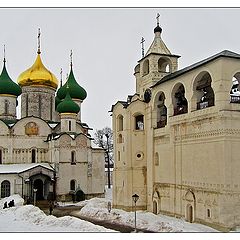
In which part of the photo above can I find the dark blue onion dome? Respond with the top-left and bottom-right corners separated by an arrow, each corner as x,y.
56,90 -> 80,114
0,59 -> 22,96
154,24 -> 162,33
57,66 -> 87,101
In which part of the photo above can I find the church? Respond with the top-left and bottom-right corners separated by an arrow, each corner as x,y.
111,16 -> 240,230
0,30 -> 105,203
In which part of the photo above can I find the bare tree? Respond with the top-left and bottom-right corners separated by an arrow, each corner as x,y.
93,127 -> 113,189
93,127 -> 113,166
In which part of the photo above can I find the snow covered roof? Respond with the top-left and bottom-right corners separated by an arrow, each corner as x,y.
0,163 -> 54,174
91,141 -> 104,149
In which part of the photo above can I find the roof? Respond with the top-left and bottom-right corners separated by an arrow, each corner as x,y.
56,91 -> 80,114
0,163 -> 54,174
0,61 -> 22,96
152,50 -> 240,88
57,66 -> 87,101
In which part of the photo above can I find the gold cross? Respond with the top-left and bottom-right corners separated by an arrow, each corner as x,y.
38,28 -> 41,54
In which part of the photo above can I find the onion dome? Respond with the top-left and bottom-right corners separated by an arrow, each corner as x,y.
57,65 -> 87,101
56,90 -> 80,114
154,24 -> 162,33
17,53 -> 58,89
0,58 -> 22,96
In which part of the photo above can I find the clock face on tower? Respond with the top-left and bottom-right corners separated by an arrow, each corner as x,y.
144,88 -> 152,103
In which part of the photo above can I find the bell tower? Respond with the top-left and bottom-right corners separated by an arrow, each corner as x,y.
135,14 -> 181,98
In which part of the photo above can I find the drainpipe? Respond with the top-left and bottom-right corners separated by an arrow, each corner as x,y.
18,174 -> 24,198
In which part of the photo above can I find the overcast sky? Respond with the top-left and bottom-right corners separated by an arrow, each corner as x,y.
0,8 -> 240,132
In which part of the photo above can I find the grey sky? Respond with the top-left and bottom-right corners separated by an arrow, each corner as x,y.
0,8 -> 239,132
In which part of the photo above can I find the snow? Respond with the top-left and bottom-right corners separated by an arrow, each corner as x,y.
0,187 -> 219,233
72,187 -> 218,232
0,194 -> 115,232
0,163 -> 54,174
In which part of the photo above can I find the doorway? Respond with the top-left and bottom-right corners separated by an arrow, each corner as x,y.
186,204 -> 194,223
153,200 -> 158,214
33,179 -> 44,200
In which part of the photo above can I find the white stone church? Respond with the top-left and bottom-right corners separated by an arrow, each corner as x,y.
111,17 -> 240,230
0,32 -> 105,203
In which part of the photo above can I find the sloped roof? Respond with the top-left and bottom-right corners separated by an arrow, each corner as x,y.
152,50 -> 240,88
0,163 -> 54,174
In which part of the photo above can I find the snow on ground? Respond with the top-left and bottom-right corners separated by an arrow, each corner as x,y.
72,187 -> 218,232
0,195 -> 115,232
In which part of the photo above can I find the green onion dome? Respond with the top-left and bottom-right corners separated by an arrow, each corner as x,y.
56,90 -> 80,114
55,95 -> 61,109
0,60 -> 22,96
57,66 -> 87,101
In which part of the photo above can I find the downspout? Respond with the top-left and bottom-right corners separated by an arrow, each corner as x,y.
18,173 -> 24,198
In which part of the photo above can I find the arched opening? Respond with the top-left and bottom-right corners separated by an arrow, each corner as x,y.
75,189 -> 85,201
0,149 -> 2,164
193,72 -> 214,110
118,134 -> 123,143
207,208 -> 211,218
172,83 -> 188,116
154,152 -> 159,166
1,180 -> 10,198
117,151 -> 120,161
155,92 -> 167,128
33,179 -> 44,200
230,73 -> 240,103
70,179 -> 76,191
185,190 -> 196,223
31,149 -> 36,163
153,200 -> 158,214
69,121 -> 72,131
142,59 -> 149,76
117,115 -> 123,131
158,58 -> 171,73
4,99 -> 9,114
71,151 -> 76,165
135,114 -> 144,130
186,204 -> 193,223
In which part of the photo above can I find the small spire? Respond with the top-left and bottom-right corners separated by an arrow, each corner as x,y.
140,37 -> 145,58
156,13 -> 160,26
70,50 -> 73,68
3,45 -> 6,64
37,28 -> 41,54
60,68 -> 63,87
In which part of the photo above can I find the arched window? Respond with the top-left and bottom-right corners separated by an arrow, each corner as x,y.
154,152 -> 159,166
69,121 -> 72,131
172,83 -> 188,116
0,149 -> 2,164
1,180 -> 10,198
117,115 -> 123,131
155,92 -> 167,128
207,209 -> 211,218
142,59 -> 149,76
117,151 -> 120,161
71,151 -> 76,165
70,180 -> 76,191
31,149 -> 36,163
118,134 -> 123,143
158,58 -> 171,73
230,73 -> 240,103
193,72 -> 214,110
4,100 -> 9,114
135,114 -> 144,130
